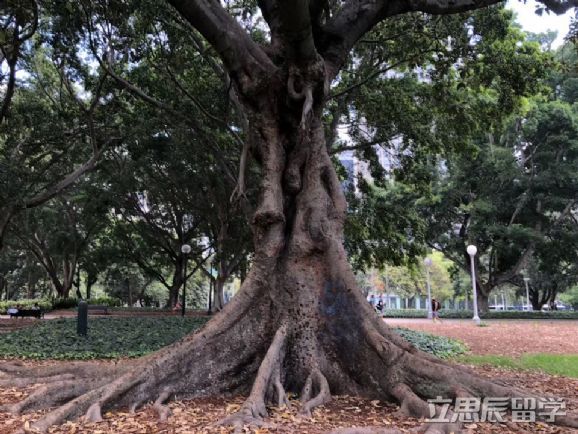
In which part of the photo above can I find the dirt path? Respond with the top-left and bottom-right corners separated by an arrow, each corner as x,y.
386,318 -> 578,356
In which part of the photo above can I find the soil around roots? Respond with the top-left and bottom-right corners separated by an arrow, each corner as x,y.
0,362 -> 577,433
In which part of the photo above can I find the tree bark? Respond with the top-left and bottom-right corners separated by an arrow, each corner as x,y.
477,290 -> 489,314
168,260 -> 183,308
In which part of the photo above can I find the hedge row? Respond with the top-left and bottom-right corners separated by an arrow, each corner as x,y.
51,296 -> 123,309
393,327 -> 467,358
382,308 -> 578,319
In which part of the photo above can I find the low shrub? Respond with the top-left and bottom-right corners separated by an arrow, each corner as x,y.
85,296 -> 123,307
393,328 -> 467,358
51,297 -> 79,309
0,299 -> 52,314
382,309 -> 578,319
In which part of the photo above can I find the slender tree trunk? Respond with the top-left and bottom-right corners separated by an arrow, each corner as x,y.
86,272 -> 97,300
212,276 -> 226,312
0,206 -> 15,251
168,260 -> 183,308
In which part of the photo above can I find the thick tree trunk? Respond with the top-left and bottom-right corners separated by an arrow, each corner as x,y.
3,81 -> 577,434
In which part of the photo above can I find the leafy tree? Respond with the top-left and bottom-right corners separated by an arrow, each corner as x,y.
12,182 -> 110,298
423,97 -> 578,312
0,2 -> 122,248
6,1 -> 578,433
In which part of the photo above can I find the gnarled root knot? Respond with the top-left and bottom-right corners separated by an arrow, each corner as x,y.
217,325 -> 288,432
300,368 -> 331,417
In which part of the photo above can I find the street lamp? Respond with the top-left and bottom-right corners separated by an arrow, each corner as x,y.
424,257 -> 433,319
181,244 -> 191,317
523,276 -> 531,311
467,245 -> 481,325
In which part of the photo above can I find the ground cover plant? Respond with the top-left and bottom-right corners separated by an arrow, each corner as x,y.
0,317 -> 464,361
393,328 -> 467,359
0,317 -> 208,360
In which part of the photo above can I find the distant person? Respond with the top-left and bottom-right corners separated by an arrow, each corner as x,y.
549,300 -> 558,311
172,301 -> 182,312
376,299 -> 384,314
431,298 -> 442,323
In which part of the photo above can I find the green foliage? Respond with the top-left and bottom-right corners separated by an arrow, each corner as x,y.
394,327 -> 467,358
50,297 -> 79,309
457,354 -> 578,378
0,317 -> 209,360
0,299 -> 52,314
85,297 -> 123,307
560,285 -> 578,309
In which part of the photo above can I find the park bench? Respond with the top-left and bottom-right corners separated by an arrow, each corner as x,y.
87,305 -> 109,315
9,309 -> 44,319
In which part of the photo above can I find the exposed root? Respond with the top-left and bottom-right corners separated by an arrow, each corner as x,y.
0,378 -> 102,415
0,373 -> 76,387
85,403 -> 103,423
300,368 -> 331,417
390,383 -> 430,419
152,389 -> 172,422
269,366 -> 289,408
129,398 -> 145,414
328,429 -> 403,434
218,325 -> 287,431
414,423 -> 461,434
0,361 -> 117,378
27,371 -> 144,432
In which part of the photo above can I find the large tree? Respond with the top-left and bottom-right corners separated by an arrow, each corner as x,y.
3,1 -> 578,433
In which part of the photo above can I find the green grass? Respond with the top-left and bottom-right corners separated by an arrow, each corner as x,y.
455,354 -> 578,378
0,317 -> 209,360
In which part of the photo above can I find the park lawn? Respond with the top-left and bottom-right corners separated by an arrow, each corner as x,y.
456,353 -> 578,378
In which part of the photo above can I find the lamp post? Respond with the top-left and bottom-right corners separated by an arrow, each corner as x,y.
424,257 -> 433,319
467,245 -> 481,325
181,244 -> 191,317
523,276 -> 531,311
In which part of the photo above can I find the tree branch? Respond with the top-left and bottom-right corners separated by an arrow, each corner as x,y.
277,0 -> 318,63
167,0 -> 276,84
